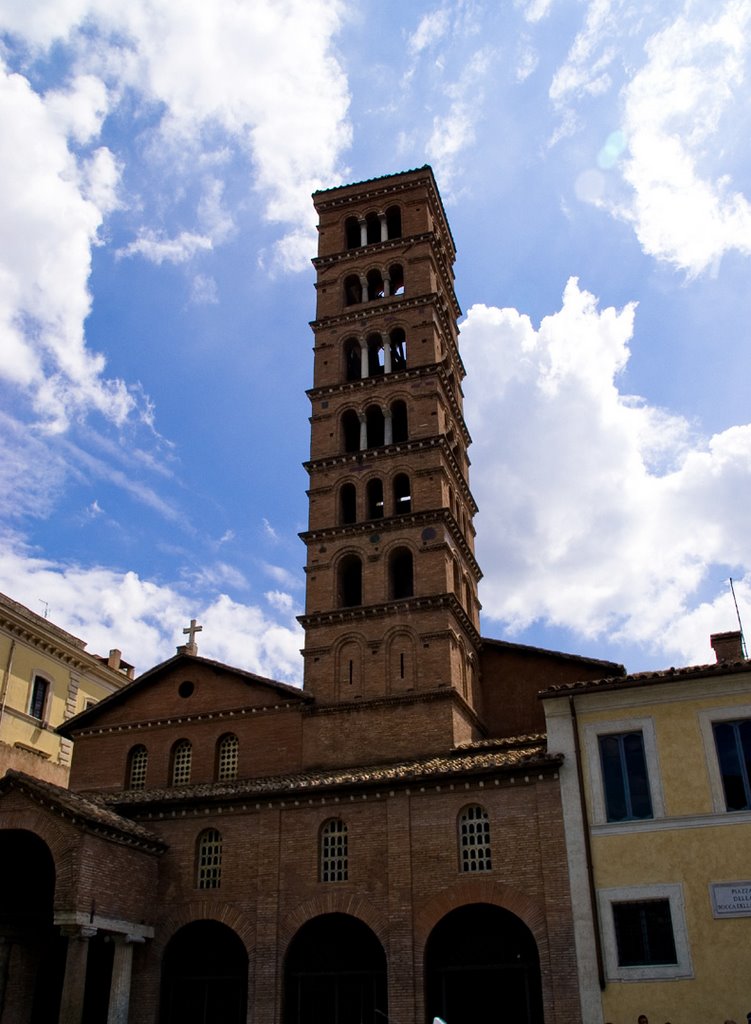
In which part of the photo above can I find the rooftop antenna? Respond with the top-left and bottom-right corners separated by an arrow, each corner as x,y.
729,578 -> 748,658
39,600 -> 49,619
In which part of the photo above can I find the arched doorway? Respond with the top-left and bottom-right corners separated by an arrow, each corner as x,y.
160,920 -> 248,1024
0,829 -> 64,1024
424,904 -> 544,1024
283,913 -> 387,1024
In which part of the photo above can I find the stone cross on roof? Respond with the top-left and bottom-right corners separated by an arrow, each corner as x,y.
177,618 -> 202,656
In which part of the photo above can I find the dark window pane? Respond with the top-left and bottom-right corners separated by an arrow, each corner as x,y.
713,720 -> 751,811
599,735 -> 628,821
613,900 -> 677,966
599,732 -> 653,822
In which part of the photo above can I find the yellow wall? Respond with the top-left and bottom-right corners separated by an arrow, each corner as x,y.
576,675 -> 751,1024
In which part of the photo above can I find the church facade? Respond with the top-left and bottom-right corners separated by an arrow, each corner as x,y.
0,168 -> 624,1024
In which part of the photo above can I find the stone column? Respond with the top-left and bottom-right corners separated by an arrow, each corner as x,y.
360,341 -> 369,379
58,927 -> 95,1024
383,275 -> 391,297
378,211 -> 388,242
383,339 -> 392,374
358,412 -> 368,451
359,274 -> 368,301
107,936 -> 138,1024
359,218 -> 367,246
384,408 -> 393,446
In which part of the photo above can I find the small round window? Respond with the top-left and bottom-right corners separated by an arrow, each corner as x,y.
178,680 -> 195,698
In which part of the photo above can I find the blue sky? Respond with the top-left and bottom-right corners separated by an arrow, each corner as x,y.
1,0 -> 750,682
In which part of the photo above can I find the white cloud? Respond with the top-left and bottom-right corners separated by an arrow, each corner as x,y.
462,279 -> 751,666
612,2 -> 751,275
408,9 -> 451,55
118,230 -> 213,265
0,538 -> 303,682
0,61 -> 134,433
519,0 -> 554,23
427,48 -> 494,193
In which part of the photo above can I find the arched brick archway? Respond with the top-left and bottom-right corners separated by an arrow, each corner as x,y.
425,903 -> 545,1024
282,912 -> 387,1024
160,919 -> 248,1024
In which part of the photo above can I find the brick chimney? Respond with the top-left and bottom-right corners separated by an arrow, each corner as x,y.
710,631 -> 745,663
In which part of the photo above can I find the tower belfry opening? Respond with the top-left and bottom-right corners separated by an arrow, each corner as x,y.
300,167 -> 482,725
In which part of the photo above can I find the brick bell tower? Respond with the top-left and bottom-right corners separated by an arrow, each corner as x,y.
300,167 -> 483,738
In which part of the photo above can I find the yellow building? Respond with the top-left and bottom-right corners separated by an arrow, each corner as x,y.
543,630 -> 751,1024
0,591 -> 133,785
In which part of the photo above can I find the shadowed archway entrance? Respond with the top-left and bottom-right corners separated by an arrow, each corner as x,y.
283,913 -> 387,1024
160,920 -> 248,1024
0,829 -> 63,1024
424,903 -> 544,1024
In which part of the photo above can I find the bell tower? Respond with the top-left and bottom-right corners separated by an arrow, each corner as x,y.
300,167 -> 482,721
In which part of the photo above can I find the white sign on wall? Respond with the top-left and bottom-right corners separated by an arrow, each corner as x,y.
711,882 -> 751,918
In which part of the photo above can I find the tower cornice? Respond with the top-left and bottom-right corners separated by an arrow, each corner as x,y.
299,508 -> 482,581
297,593 -> 481,648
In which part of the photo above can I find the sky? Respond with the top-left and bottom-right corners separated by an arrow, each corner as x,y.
1,0 -> 750,684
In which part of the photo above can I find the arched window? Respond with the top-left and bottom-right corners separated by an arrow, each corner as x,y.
342,409 -> 361,453
389,263 -> 404,296
340,483 -> 357,525
393,473 -> 411,515
366,268 -> 384,301
366,478 -> 384,519
338,638 -> 363,699
28,675 -> 50,720
344,337 -> 362,381
171,739 -> 192,786
216,733 -> 239,781
366,405 -> 385,448
365,212 -> 381,245
320,819 -> 348,882
196,828 -> 222,889
127,744 -> 148,790
391,400 -> 408,443
386,205 -> 402,239
344,216 -> 361,249
390,547 -> 414,600
464,578 -> 472,614
343,274 -> 362,306
338,555 -> 362,607
367,334 -> 385,376
453,558 -> 461,597
390,328 -> 407,371
459,805 -> 492,872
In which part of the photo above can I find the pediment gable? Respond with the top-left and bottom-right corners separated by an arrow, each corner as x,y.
60,654 -> 308,736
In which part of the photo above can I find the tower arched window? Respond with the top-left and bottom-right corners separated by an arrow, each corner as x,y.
365,212 -> 381,245
344,337 -> 362,381
171,739 -> 192,786
343,274 -> 362,306
390,328 -> 407,371
367,334 -> 385,376
216,733 -> 239,781
28,675 -> 50,721
344,216 -> 361,249
127,744 -> 148,790
196,828 -> 222,889
340,482 -> 357,525
338,555 -> 362,607
385,205 -> 402,239
389,263 -> 404,296
366,268 -> 384,301
366,478 -> 384,519
320,818 -> 348,882
391,400 -> 408,443
389,547 -> 414,600
342,410 -> 361,453
393,473 -> 411,515
453,558 -> 461,597
459,805 -> 492,872
366,405 -> 385,448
